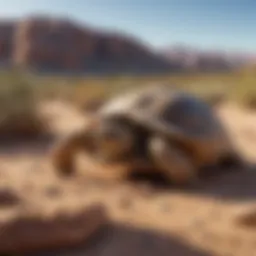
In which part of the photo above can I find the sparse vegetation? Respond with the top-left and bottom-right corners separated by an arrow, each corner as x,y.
0,70 -> 50,140
26,68 -> 256,110
0,67 -> 255,141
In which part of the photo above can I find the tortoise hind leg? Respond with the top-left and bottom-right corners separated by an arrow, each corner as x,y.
218,150 -> 247,171
148,135 -> 198,186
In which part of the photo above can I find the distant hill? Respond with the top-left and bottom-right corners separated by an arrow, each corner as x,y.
0,16 -> 179,74
160,45 -> 256,72
0,16 -> 254,74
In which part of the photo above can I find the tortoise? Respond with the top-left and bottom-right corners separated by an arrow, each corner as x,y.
50,85 -> 243,185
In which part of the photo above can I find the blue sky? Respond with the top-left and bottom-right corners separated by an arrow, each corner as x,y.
0,0 -> 255,52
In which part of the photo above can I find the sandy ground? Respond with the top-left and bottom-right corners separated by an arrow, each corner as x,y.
0,100 -> 255,256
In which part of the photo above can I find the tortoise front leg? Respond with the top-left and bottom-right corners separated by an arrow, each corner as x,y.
148,135 -> 199,186
51,128 -> 95,177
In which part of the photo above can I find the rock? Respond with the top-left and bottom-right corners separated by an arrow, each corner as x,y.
0,203 -> 108,254
13,17 -> 95,71
0,21 -> 15,65
235,207 -> 256,228
10,16 -> 173,73
0,187 -> 21,208
0,17 -> 252,73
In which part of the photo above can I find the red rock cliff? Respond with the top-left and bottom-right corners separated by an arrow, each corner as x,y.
10,17 -> 173,73
0,21 -> 15,65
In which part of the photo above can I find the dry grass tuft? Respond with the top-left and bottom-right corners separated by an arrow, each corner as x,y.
0,70 -> 51,141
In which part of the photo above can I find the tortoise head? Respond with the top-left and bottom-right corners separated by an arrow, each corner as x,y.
92,117 -> 136,163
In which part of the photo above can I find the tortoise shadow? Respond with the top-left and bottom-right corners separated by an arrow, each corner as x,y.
127,163 -> 256,202
29,223 -> 214,256
0,134 -> 254,203
187,164 -> 256,202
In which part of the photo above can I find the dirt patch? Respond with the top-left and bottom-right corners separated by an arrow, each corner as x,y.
0,101 -> 255,256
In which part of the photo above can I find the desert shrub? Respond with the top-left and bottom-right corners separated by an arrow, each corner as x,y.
0,70 -> 50,140
228,70 -> 256,110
